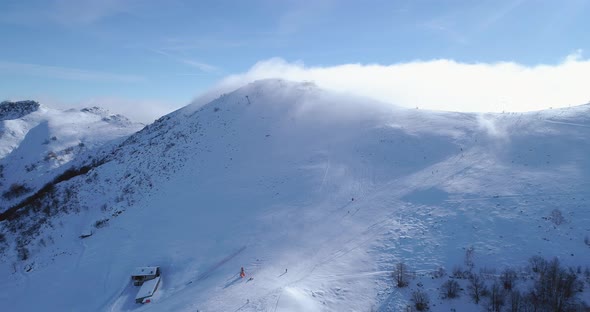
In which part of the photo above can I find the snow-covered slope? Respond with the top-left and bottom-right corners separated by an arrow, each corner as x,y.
0,80 -> 589,311
0,101 -> 143,210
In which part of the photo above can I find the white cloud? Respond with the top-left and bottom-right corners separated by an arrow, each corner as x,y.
210,53 -> 590,113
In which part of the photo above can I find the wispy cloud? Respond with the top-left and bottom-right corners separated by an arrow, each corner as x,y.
423,0 -> 525,45
206,52 -> 590,113
0,0 -> 137,26
476,0 -> 526,32
0,61 -> 145,83
422,19 -> 468,45
161,37 -> 246,52
275,0 -> 334,35
152,49 -> 219,73
50,0 -> 137,25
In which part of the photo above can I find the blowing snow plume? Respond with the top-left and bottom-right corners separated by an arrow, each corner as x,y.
194,53 -> 590,113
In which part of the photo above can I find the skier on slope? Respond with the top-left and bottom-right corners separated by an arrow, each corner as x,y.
240,267 -> 246,278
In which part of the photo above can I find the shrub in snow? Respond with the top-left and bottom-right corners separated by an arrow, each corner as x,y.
2,183 -> 32,200
441,279 -> 460,299
411,290 -> 430,311
500,268 -> 518,290
25,163 -> 37,172
431,266 -> 446,279
94,218 -> 109,229
44,151 -> 58,161
0,233 -> 7,254
549,208 -> 566,225
17,247 -> 30,261
452,265 -> 470,279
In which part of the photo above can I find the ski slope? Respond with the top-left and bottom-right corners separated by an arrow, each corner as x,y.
0,80 -> 589,311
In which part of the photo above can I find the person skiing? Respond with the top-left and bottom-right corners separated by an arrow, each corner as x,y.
240,267 -> 246,278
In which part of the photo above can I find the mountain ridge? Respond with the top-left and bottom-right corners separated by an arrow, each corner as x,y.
0,101 -> 143,212
1,80 -> 589,311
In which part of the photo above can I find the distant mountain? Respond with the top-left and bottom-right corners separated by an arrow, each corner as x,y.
0,101 -> 143,211
0,100 -> 40,121
0,81 -> 588,311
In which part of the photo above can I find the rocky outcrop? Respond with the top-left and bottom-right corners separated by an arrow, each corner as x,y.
0,100 -> 40,121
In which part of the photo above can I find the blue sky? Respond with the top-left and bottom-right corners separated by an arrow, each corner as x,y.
1,0 -> 589,121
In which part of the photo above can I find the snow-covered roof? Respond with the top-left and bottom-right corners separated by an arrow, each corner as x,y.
131,266 -> 159,277
135,276 -> 160,300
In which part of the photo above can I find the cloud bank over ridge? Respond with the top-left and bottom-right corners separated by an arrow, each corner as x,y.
208,53 -> 590,113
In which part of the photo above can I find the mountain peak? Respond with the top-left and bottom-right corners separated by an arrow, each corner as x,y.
79,106 -> 135,126
0,100 -> 40,120
80,106 -> 109,116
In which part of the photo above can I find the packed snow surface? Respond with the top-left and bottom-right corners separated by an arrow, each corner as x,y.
0,80 -> 588,311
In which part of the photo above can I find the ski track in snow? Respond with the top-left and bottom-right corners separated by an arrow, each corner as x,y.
319,160 -> 330,192
195,246 -> 247,283
544,119 -> 590,128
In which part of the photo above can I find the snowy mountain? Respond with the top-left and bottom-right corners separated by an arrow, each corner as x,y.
0,80 -> 589,311
0,100 -> 143,211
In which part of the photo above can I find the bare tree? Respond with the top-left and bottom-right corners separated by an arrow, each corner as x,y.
531,257 -> 581,312
520,292 -> 539,312
488,282 -> 505,312
411,290 -> 430,311
468,274 -> 487,304
464,246 -> 475,270
501,268 -> 518,290
393,262 -> 410,287
441,279 -> 460,299
529,255 -> 547,274
508,290 -> 522,312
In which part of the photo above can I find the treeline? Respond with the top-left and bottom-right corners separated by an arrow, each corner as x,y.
394,255 -> 589,312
